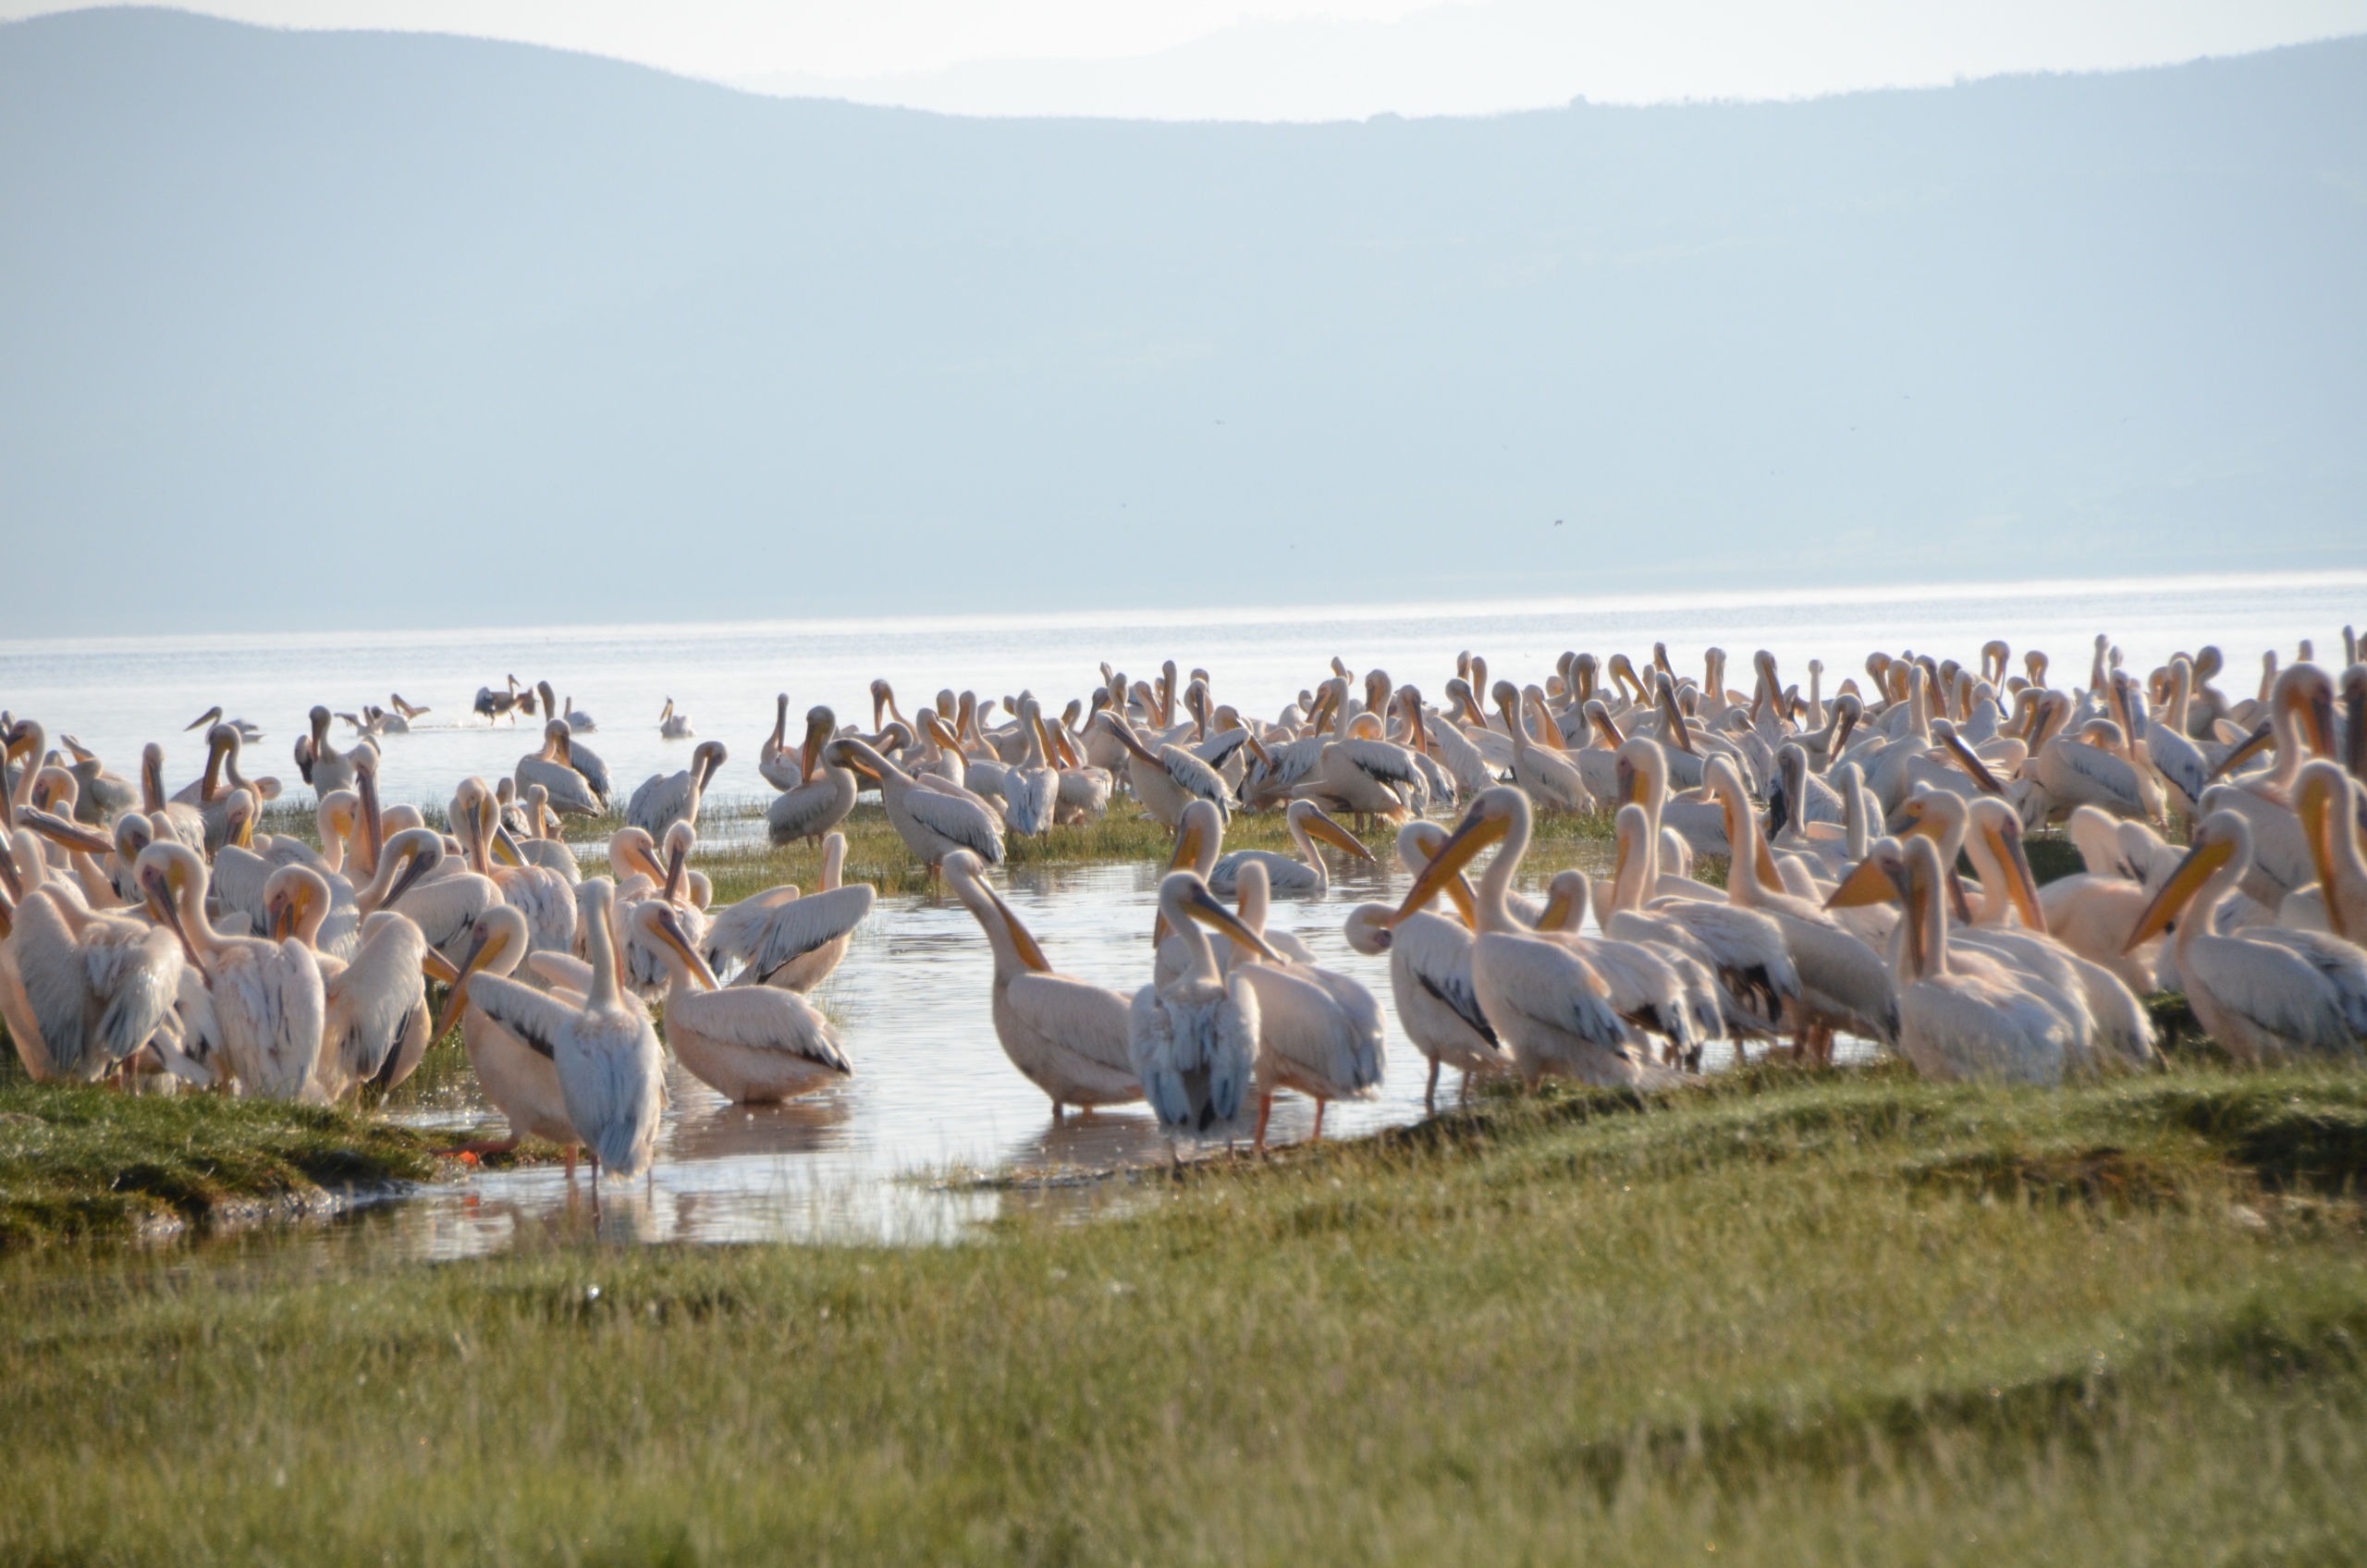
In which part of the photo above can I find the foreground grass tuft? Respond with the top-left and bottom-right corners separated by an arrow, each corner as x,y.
1,1063 -> 2361,1563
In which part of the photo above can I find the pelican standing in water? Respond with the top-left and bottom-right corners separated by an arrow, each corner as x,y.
435,905 -> 585,1170
1398,789 -> 1667,1091
1226,860 -> 1387,1146
828,736 -> 1003,871
703,834 -> 873,993
1208,799 -> 1374,895
462,880 -> 666,1182
1344,843 -> 1507,1114
632,901 -> 852,1103
139,840 -> 324,1099
1130,871 -> 1273,1148
944,850 -> 1142,1117
767,707 -> 858,845
628,740 -> 727,839
2126,811 -> 2367,1063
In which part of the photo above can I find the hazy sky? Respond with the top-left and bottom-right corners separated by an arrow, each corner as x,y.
10,0 -> 2367,116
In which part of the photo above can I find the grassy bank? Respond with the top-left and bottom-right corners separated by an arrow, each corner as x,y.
2,1062 -> 2361,1564
0,1077 -> 440,1247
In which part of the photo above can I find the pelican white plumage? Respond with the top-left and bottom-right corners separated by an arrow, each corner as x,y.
1397,788 -> 1668,1091
1598,804 -> 1797,1050
2198,662 -> 2336,909
658,698 -> 695,740
2127,811 -> 2367,1063
358,827 -> 498,964
1534,869 -> 1719,1071
767,707 -> 859,846
1099,710 -> 1235,828
434,905 -> 583,1170
1129,871 -> 1272,1146
456,778 -> 576,962
1889,836 -> 2072,1084
462,879 -> 666,1180
829,736 -> 1003,870
1000,696 -> 1061,838
2296,761 -> 2367,942
1492,680 -> 1591,815
1344,824 -> 1509,1111
517,720 -> 604,817
138,840 -> 324,1100
758,695 -> 803,791
1229,876 -> 1386,1145
269,865 -> 448,1099
293,705 -> 367,796
704,833 -> 875,993
2,880 -> 182,1081
943,849 -> 1141,1116
627,740 -> 727,839
632,900 -> 852,1103
1208,799 -> 1374,895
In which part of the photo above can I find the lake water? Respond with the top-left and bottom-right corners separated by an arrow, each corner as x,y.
4,570 -> 2359,1252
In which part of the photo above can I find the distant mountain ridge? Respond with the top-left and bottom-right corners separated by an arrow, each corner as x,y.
2,9 -> 2362,635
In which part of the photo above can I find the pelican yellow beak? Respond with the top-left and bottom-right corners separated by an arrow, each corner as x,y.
1537,886 -> 1574,932
2207,722 -> 2275,781
1301,806 -> 1375,863
434,925 -> 501,1040
1987,817 -> 2048,934
1185,883 -> 1280,963
421,947 -> 461,985
2298,774 -> 2345,941
2124,836 -> 2233,952
1940,731 -> 2005,794
982,883 -> 1053,974
655,907 -> 722,990
1396,808 -> 1507,923
1826,855 -> 1899,909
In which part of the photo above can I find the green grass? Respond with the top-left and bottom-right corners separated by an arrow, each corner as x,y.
0,1077 -> 440,1247
0,1062 -> 2361,1564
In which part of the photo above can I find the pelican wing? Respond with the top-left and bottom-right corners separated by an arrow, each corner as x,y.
1192,729 -> 1256,769
1394,914 -> 1497,1047
738,886 -> 875,985
211,939 -> 325,1098
1235,962 -> 1381,1099
2050,741 -> 2148,814
1157,745 -> 1237,815
1006,973 -> 1134,1075
626,769 -> 693,835
465,973 -> 574,1061
677,986 -> 852,1074
208,846 -> 273,933
1127,985 -> 1194,1129
903,786 -> 1006,864
527,950 -> 596,993
2188,937 -> 2354,1055
1208,849 -> 1313,895
323,918 -> 428,1084
2242,930 -> 2367,1039
1210,974 -> 1259,1125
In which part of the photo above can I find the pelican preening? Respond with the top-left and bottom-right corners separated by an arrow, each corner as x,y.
6,625 -> 2359,1195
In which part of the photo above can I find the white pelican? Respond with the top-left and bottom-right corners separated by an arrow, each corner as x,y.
435,905 -> 586,1169
830,736 -> 1003,870
138,840 -> 324,1099
705,835 -> 875,993
1889,836 -> 2071,1084
627,740 -> 725,839
3,880 -> 182,1081
1099,710 -> 1235,828
1310,709 -> 1427,826
455,778 -> 577,962
1599,804 -> 1797,1048
2296,761 -> 2367,942
1706,757 -> 1898,1060
2199,662 -> 2336,909
2127,811 -> 2367,1063
268,865 -> 449,1098
1230,873 -> 1386,1145
768,707 -> 859,846
1000,697 -> 1060,838
517,720 -> 603,817
1492,680 -> 1590,815
294,705 -> 367,796
1151,801 -> 1228,986
137,743 -> 207,852
462,879 -> 666,1181
1344,825 -> 1510,1111
1208,799 -> 1373,896
58,735 -> 136,824
943,849 -> 1141,1116
757,695 -> 803,791
1398,788 -> 1667,1091
1130,871 -> 1273,1147
658,698 -> 695,740
632,900 -> 851,1103
1617,737 -> 1727,864
1045,713 -> 1114,824
511,784 -> 581,883
1535,869 -> 1721,1070
358,826 -> 497,963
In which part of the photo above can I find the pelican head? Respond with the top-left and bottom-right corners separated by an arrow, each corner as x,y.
1397,787 -> 1525,922
661,820 -> 696,903
2125,810 -> 2250,952
944,849 -> 1054,973
1969,798 -> 2047,934
691,741 -> 729,790
374,827 -> 447,911
1343,904 -> 1395,956
135,840 -> 210,962
1157,871 -> 1279,964
1287,799 -> 1374,863
435,903 -> 532,1038
2296,760 -> 2356,940
607,826 -> 668,887
264,863 -> 332,945
183,705 -> 224,733
636,900 -> 722,991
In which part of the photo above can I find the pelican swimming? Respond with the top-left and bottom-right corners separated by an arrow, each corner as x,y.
627,740 -> 726,839
460,879 -> 665,1181
828,736 -> 1002,870
767,707 -> 858,846
138,840 -> 324,1099
182,706 -> 264,743
657,698 -> 695,740
293,705 -> 367,796
2126,811 -> 2367,1063
1208,799 -> 1374,895
944,849 -> 1141,1117
1129,871 -> 1273,1147
435,905 -> 585,1168
703,832 -> 874,993
1398,788 -> 1667,1091
632,900 -> 852,1103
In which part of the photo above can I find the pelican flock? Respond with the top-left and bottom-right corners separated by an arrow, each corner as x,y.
3,621 -> 2362,1194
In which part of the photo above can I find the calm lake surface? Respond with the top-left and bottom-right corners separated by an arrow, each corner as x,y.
5,571 -> 2359,1252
